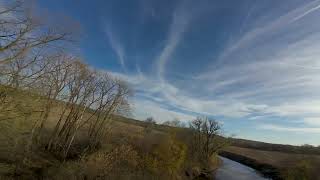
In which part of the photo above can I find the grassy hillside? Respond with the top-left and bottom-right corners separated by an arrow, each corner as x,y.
0,87 -> 222,180
1,86 -> 319,180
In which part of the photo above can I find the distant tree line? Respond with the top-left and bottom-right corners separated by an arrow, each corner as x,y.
232,139 -> 320,155
162,118 -> 186,128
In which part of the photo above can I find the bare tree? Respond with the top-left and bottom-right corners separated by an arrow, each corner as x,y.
189,117 -> 222,162
201,118 -> 221,160
0,0 -> 132,161
143,117 -> 156,134
29,54 -> 73,142
87,77 -> 131,150
46,61 -> 96,156
39,60 -> 131,158
0,0 -> 73,65
0,0 -> 74,120
145,117 -> 156,124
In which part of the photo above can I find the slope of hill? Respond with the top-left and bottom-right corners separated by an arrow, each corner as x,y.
231,138 -> 320,155
220,146 -> 320,180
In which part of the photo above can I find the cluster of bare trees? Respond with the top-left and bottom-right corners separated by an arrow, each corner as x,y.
0,0 -> 130,159
40,58 -> 130,158
189,117 -> 224,163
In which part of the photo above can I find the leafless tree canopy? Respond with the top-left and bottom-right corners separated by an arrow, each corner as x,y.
0,0 -> 131,159
0,1 -> 74,65
189,117 -> 223,163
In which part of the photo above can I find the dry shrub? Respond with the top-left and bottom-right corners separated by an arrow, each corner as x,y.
44,144 -> 139,180
86,144 -> 139,178
281,160 -> 313,180
132,132 -> 187,179
44,161 -> 86,180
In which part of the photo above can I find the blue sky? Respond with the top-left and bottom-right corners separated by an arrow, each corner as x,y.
36,0 -> 320,145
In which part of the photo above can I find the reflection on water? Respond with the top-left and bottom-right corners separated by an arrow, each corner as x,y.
215,156 -> 269,180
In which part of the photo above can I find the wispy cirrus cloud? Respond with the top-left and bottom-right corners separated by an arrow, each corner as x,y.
132,98 -> 195,123
204,0 -> 320,70
292,0 -> 320,22
102,0 -> 320,144
114,0 -> 320,127
194,0 -> 320,121
110,71 -> 268,120
259,124 -> 320,134
104,24 -> 126,69
156,1 -> 191,80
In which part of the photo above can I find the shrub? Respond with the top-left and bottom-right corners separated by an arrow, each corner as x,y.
152,132 -> 187,178
282,160 -> 312,180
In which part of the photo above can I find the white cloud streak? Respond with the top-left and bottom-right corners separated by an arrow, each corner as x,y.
105,24 -> 126,69
292,0 -> 320,22
110,71 -> 265,119
207,0 -> 320,68
110,0 -> 320,135
259,124 -> 320,133
192,0 -> 320,128
156,2 -> 191,80
133,98 -> 195,123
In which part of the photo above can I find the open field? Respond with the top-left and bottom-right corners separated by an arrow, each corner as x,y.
231,138 -> 320,155
220,146 -> 320,180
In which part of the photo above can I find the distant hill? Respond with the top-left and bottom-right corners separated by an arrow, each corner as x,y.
229,138 -> 320,155
114,115 -> 320,155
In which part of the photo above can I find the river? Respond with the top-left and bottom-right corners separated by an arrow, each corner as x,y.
215,156 -> 269,180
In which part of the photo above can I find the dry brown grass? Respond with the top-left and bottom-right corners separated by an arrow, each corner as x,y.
224,146 -> 320,179
225,146 -> 320,167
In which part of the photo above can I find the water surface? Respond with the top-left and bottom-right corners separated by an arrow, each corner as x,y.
215,156 -> 269,180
